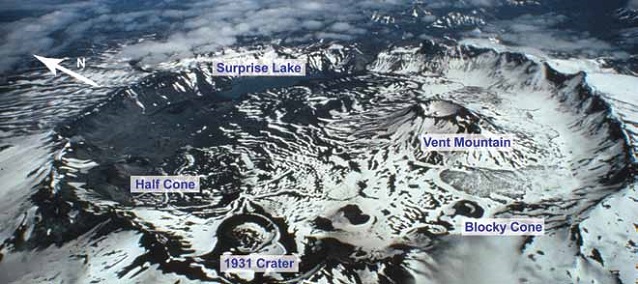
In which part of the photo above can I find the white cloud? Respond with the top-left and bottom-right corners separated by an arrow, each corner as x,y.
301,20 -> 324,30
0,10 -> 84,72
0,0 -> 628,73
10,0 -> 383,70
112,0 -> 402,66
490,13 -> 626,58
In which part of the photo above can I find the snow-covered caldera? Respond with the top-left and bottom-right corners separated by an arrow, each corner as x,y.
1,42 -> 636,283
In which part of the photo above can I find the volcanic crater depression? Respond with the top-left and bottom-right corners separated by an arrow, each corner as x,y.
21,44 -> 635,283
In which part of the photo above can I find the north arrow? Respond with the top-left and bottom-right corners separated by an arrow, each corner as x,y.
33,54 -> 100,87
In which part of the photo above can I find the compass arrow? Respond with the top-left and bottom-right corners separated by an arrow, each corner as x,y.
33,54 -> 100,87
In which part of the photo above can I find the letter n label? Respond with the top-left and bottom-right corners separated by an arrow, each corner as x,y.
77,57 -> 86,69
